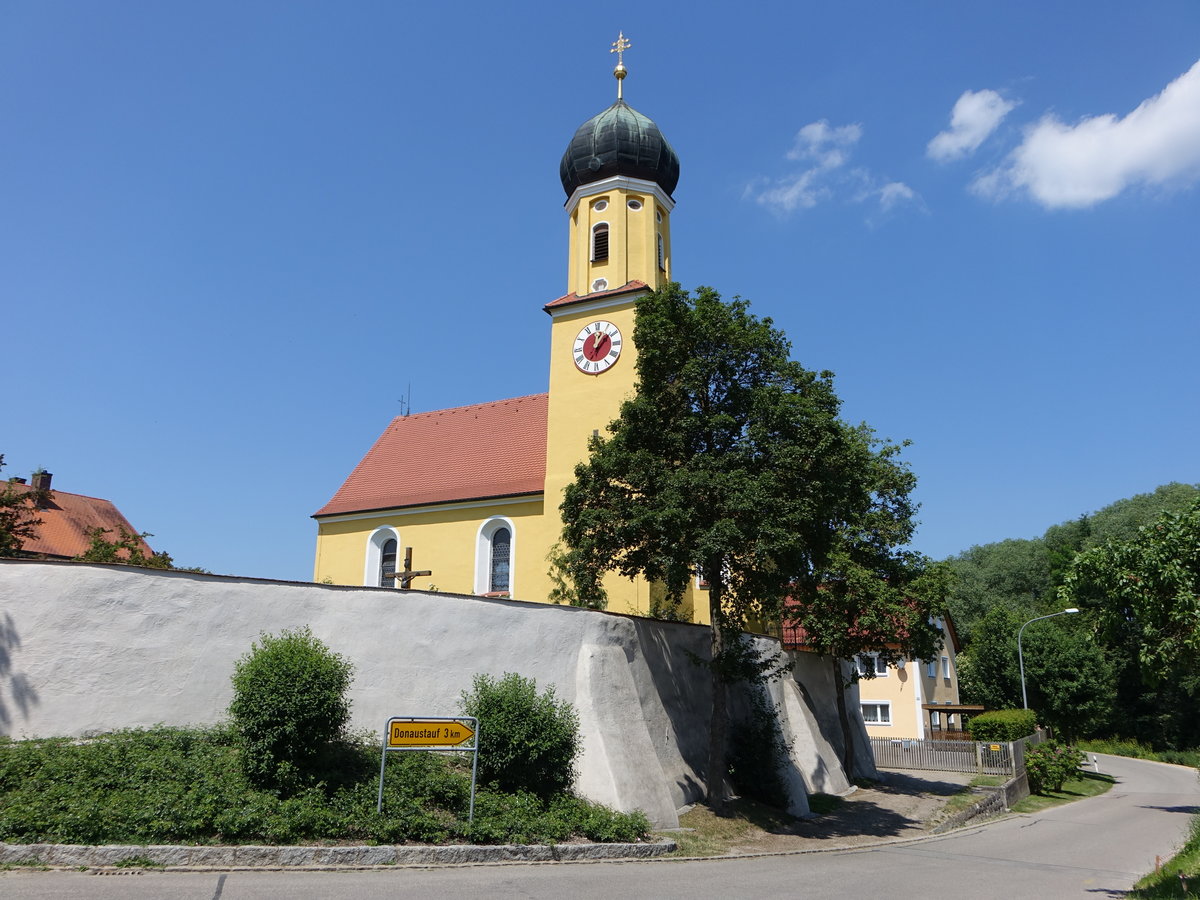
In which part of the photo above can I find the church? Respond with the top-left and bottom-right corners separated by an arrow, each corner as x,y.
312,39 -> 710,624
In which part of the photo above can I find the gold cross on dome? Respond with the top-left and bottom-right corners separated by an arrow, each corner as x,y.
611,31 -> 631,65
611,31 -> 631,99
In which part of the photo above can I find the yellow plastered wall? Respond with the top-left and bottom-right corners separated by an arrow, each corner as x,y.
566,182 -> 671,298
313,498 -> 548,596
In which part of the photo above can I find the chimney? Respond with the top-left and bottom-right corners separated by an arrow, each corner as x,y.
9,477 -> 27,484
31,471 -> 53,492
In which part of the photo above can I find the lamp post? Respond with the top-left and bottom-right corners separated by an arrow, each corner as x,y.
1018,608 -> 1080,709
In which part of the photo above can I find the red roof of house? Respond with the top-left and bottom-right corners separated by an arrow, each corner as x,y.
314,394 -> 549,517
543,280 -> 649,312
5,482 -> 153,560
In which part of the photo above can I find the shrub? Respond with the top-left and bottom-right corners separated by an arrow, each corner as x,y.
459,672 -> 580,798
1025,740 -> 1085,794
229,627 -> 354,791
967,708 -> 1037,742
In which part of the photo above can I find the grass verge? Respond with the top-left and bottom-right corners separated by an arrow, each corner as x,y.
1079,739 -> 1200,770
663,798 -> 806,857
1010,770 -> 1115,814
1129,817 -> 1200,898
0,727 -> 649,846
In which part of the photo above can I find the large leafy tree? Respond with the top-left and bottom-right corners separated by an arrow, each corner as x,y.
558,285 -> 943,807
1062,498 -> 1200,689
0,455 -> 48,557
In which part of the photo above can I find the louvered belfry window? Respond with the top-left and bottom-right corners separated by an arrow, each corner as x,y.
489,527 -> 511,592
592,223 -> 609,262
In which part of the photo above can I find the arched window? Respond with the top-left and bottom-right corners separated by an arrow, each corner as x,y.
489,528 -> 511,592
475,517 -> 516,595
380,538 -> 398,587
592,223 -> 609,262
364,526 -> 401,587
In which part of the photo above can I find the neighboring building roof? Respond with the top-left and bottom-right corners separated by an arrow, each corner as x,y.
559,99 -> 680,198
544,279 -> 649,312
314,394 -> 549,518
4,480 -> 153,560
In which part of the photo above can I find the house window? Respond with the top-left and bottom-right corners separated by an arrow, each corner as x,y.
861,702 -> 891,725
363,526 -> 401,587
856,655 -> 888,677
930,710 -> 941,728
927,659 -> 937,678
475,517 -> 516,595
489,527 -> 511,592
379,539 -> 397,587
592,223 -> 609,261
941,656 -> 950,678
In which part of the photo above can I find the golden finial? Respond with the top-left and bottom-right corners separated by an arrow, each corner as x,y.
611,31 -> 631,100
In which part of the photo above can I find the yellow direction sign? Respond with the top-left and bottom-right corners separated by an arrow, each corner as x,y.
388,719 -> 475,748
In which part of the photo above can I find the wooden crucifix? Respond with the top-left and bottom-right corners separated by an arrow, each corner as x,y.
392,547 -> 432,590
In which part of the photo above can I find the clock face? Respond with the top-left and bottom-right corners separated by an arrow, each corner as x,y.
572,320 -> 622,374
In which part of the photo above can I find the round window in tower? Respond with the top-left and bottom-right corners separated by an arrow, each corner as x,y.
627,198 -> 643,210
592,199 -> 608,212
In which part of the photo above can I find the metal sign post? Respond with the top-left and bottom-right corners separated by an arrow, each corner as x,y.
377,716 -> 479,821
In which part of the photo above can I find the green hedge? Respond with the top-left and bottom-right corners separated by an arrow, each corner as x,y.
967,709 -> 1037,742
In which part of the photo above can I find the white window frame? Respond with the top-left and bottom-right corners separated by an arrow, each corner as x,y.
861,701 -> 892,725
474,516 -> 516,595
856,654 -> 888,677
363,525 -> 401,587
941,656 -> 950,679
927,659 -> 937,678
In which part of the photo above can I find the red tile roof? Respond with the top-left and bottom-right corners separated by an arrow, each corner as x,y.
543,280 -> 649,312
314,394 -> 549,517
5,482 -> 153,560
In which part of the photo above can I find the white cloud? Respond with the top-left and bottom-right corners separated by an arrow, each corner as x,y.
786,120 -> 863,167
927,89 -> 1016,161
751,120 -> 920,218
974,58 -> 1200,208
877,181 -> 918,211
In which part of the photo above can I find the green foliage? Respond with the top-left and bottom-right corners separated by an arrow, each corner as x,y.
1063,499 -> 1200,688
1078,738 -> 1200,769
727,688 -> 792,809
0,727 -> 646,845
1024,740 -> 1085,794
0,455 -> 47,557
229,627 -> 354,791
560,285 -> 943,661
946,483 -> 1200,643
459,672 -> 580,799
967,708 -> 1037,742
546,543 -> 606,609
74,525 -> 176,568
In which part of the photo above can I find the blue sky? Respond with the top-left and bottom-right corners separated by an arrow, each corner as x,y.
4,2 -> 1198,580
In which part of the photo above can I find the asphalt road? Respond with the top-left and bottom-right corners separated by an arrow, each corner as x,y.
5,754 -> 1197,899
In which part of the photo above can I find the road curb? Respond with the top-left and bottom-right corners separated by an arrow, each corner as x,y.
0,840 -> 677,869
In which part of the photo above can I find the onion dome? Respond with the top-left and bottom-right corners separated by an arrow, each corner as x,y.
559,99 -> 680,198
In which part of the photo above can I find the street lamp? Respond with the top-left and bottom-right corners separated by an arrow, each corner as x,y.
1018,608 -> 1080,709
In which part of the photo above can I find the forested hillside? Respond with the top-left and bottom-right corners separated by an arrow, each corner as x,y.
944,483 -> 1200,748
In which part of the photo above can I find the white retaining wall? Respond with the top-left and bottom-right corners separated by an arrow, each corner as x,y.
0,560 -> 873,827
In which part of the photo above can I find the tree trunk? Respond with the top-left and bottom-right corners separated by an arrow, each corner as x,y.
706,564 -> 732,815
833,656 -> 855,778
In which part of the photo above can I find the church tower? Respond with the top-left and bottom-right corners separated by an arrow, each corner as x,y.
541,35 -> 685,615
